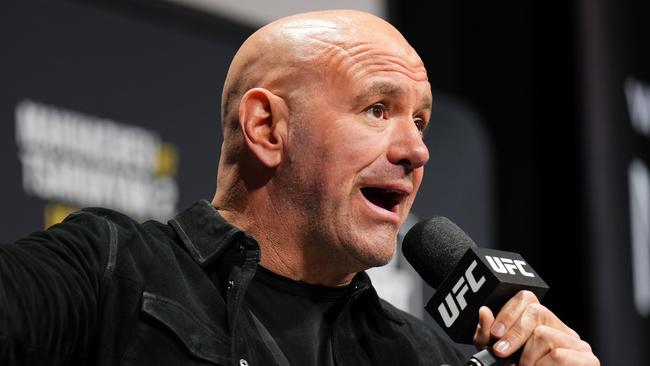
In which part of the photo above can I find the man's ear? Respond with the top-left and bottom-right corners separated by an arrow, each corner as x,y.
238,88 -> 289,168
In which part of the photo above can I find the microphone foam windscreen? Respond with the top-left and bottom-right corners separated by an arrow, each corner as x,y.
402,216 -> 477,289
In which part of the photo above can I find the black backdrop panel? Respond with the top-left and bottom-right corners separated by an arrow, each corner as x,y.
1,0 -> 247,240
581,0 -> 650,364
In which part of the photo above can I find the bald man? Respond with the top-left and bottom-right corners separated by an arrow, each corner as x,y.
0,10 -> 598,366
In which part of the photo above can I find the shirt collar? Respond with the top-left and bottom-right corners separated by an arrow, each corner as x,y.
349,271 -> 405,325
169,199 -> 244,267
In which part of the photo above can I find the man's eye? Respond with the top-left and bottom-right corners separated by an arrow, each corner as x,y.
414,118 -> 426,132
366,104 -> 386,119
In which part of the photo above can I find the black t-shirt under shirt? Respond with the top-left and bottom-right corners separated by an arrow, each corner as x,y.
245,266 -> 350,366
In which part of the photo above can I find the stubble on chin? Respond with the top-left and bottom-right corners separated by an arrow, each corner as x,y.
342,224 -> 399,271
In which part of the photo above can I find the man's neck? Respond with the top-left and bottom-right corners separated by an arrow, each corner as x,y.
214,203 -> 356,287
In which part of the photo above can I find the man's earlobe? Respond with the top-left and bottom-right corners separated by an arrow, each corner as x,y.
239,88 -> 288,168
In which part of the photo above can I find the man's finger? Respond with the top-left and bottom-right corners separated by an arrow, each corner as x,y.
518,325 -> 591,365
492,302 -> 579,357
473,306 -> 494,348
489,290 -> 540,339
535,348 -> 601,366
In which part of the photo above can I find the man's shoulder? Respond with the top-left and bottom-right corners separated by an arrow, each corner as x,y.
68,206 -> 163,228
47,206 -> 179,267
58,206 -> 176,241
65,206 -> 130,225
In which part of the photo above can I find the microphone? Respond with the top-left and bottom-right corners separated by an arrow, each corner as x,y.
402,217 -> 549,365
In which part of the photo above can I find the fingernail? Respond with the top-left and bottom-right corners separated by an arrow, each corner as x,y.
491,322 -> 506,337
495,340 -> 510,353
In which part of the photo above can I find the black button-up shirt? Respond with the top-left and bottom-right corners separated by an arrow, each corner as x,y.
0,200 -> 466,365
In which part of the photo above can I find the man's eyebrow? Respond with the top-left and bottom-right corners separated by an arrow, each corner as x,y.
355,82 -> 433,112
355,82 -> 403,105
419,94 -> 433,111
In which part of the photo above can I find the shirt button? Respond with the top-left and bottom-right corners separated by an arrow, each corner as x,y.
239,359 -> 249,366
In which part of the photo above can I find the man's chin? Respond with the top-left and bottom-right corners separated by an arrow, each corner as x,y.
365,254 -> 393,269
349,240 -> 396,271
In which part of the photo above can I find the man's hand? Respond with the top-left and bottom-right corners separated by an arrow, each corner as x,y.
473,290 -> 600,366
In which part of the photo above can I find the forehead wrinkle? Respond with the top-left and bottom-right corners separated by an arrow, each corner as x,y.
347,52 -> 428,82
277,19 -> 349,62
350,44 -> 425,71
298,34 -> 356,63
323,41 -> 428,83
299,39 -> 428,87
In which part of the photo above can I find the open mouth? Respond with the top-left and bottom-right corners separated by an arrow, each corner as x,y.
360,187 -> 405,213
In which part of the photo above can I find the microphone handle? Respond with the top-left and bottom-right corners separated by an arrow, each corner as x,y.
467,349 -> 497,366
467,348 -> 523,366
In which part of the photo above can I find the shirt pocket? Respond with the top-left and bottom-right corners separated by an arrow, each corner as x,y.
121,291 -> 231,366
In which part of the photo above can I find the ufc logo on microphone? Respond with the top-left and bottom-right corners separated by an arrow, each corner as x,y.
437,260 -> 486,327
485,256 -> 535,277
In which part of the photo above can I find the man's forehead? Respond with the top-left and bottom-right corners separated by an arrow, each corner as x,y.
294,31 -> 428,96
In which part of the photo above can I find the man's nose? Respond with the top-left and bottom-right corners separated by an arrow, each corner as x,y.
386,118 -> 430,170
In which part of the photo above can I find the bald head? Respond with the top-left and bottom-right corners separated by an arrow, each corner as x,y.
220,10 -> 426,138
